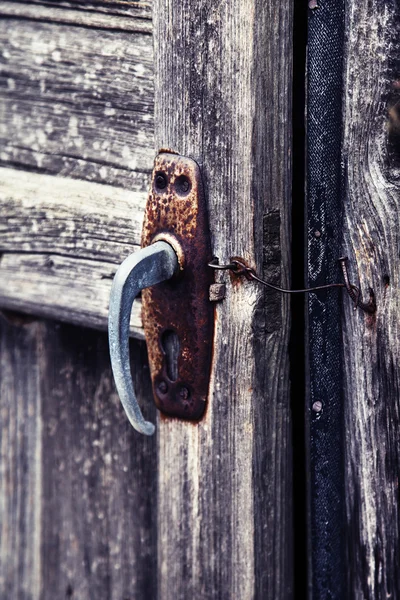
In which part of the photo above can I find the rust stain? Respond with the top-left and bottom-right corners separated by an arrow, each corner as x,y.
227,256 -> 256,289
141,153 -> 214,421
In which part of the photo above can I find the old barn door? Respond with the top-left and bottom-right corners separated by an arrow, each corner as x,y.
0,1 -> 293,599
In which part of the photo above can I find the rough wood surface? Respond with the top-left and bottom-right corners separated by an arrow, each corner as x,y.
0,314 -> 157,600
0,168 -> 145,338
0,1 -> 152,29
0,10 -> 154,191
0,314 -> 42,600
341,1 -> 400,597
154,1 -> 293,598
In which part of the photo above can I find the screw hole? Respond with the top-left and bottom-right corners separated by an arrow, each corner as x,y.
155,172 -> 168,191
178,386 -> 190,401
175,175 -> 191,195
157,380 -> 168,395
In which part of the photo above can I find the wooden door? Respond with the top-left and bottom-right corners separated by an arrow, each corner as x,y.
0,4 -> 158,599
0,2 -> 293,599
2,1 -> 399,599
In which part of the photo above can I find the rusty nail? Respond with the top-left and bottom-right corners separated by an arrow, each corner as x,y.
179,386 -> 190,400
155,173 -> 167,189
338,257 -> 376,314
158,380 -> 168,394
175,175 -> 190,195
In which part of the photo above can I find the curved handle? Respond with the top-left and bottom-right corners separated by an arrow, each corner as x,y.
108,241 -> 179,435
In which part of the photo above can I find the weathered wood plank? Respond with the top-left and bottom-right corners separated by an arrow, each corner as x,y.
0,16 -> 154,190
39,321 -> 157,600
341,1 -> 400,597
154,1 -> 293,598
0,2 -> 152,32
0,314 -> 42,600
1,0 -> 152,15
0,314 -> 157,600
0,168 -> 145,337
0,0 -> 152,28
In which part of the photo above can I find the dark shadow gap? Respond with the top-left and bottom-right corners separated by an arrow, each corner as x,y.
289,2 -> 308,598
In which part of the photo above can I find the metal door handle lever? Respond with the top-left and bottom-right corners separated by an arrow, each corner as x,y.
108,152 -> 213,435
108,241 -> 179,435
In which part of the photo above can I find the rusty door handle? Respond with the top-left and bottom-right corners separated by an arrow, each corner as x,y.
108,241 -> 179,435
109,152 -> 214,435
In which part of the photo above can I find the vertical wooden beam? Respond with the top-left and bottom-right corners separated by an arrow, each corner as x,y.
0,316 -> 43,599
38,325 -> 158,600
342,1 -> 400,596
0,317 -> 158,600
153,1 -> 293,597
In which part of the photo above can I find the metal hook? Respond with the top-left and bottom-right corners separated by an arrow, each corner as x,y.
108,241 -> 179,435
338,256 -> 376,314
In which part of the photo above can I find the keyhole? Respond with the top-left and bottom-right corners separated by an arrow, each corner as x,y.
161,330 -> 180,381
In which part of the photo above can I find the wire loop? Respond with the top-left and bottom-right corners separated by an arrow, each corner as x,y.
208,257 -> 376,314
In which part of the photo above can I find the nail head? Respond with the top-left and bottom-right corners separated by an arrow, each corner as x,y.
179,386 -> 190,400
158,380 -> 168,394
155,173 -> 167,190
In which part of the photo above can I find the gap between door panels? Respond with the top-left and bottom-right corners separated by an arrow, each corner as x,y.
289,1 -> 308,598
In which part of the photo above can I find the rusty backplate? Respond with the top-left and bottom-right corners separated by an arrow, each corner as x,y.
141,153 -> 214,420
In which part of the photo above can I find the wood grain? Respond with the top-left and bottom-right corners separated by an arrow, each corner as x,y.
0,13 -> 154,191
0,168 -> 145,337
341,1 -> 400,597
0,1 -> 152,29
154,1 -> 293,598
0,314 -> 157,600
0,315 -> 42,600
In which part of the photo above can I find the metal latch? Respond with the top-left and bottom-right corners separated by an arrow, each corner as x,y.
108,153 -> 214,434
